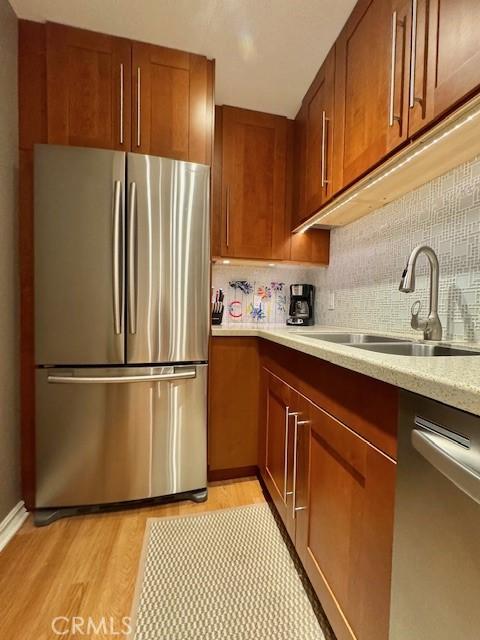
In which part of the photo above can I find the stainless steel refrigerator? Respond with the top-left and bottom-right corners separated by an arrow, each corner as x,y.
33,144 -> 210,523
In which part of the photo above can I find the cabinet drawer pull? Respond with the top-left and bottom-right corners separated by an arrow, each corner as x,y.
136,67 -> 141,147
119,63 -> 124,145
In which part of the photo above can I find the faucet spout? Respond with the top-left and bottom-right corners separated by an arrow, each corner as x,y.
399,245 -> 442,341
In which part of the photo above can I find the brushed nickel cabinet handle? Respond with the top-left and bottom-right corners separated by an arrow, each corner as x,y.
136,67 -> 141,147
409,0 -> 422,109
389,11 -> 402,127
321,110 -> 330,188
119,63 -> 124,144
112,180 -> 123,336
283,406 -> 290,502
283,409 -> 300,503
292,418 -> 310,518
225,185 -> 230,248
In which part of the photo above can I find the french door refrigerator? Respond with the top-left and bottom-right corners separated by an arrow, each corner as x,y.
34,144 -> 210,523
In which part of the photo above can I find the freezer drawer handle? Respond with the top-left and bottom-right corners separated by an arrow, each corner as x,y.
47,370 -> 197,384
412,427 -> 480,505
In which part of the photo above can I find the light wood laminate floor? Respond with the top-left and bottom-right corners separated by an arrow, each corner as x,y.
0,478 -> 265,640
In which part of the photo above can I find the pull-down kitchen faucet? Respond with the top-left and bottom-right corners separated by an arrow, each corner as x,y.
399,245 -> 442,341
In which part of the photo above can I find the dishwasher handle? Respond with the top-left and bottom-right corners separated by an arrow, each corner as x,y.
412,428 -> 480,505
48,370 -> 196,384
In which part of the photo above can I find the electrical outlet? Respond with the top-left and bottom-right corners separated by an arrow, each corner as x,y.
328,290 -> 335,310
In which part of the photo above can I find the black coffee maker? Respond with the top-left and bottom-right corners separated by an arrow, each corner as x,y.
287,284 -> 315,326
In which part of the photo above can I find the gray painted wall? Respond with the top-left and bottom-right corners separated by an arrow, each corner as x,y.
0,0 -> 20,521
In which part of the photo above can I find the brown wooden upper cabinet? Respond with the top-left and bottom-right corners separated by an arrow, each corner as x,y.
219,106 -> 289,260
293,48 -> 336,227
320,0 -> 480,195
420,0 -> 480,132
303,47 -> 336,218
334,0 -> 411,190
395,0 -> 480,136
213,106 -> 330,264
46,23 -> 132,150
45,23 -> 213,162
132,43 -> 213,163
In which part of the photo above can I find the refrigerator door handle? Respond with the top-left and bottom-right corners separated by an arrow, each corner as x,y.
128,181 -> 137,334
47,369 -> 197,384
112,180 -> 123,335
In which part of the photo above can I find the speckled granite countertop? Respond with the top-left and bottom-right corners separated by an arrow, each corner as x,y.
211,325 -> 480,416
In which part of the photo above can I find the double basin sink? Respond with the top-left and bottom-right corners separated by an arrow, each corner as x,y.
296,332 -> 480,357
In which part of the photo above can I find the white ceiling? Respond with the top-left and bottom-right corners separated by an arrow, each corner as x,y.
10,0 -> 356,117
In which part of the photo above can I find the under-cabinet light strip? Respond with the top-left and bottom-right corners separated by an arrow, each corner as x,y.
294,100 -> 480,233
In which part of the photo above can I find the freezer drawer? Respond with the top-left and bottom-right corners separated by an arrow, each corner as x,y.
35,365 -> 207,508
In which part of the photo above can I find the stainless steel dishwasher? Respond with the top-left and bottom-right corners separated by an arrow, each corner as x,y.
389,391 -> 480,639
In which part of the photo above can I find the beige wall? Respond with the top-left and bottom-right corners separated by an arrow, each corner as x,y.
0,0 -> 20,521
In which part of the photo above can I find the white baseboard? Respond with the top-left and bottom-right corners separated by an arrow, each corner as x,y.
0,501 -> 28,552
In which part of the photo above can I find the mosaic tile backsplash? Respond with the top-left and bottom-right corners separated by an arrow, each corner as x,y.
318,154 -> 480,342
211,265 -> 319,325
213,154 -> 480,341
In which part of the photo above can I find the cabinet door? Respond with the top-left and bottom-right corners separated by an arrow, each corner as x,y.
46,23 -> 131,150
221,106 -> 289,260
296,403 -> 396,640
261,370 -> 296,537
406,0 -> 431,135
208,338 -> 260,477
423,0 -> 480,124
304,48 -> 335,216
292,103 -> 307,228
334,0 -> 410,189
132,42 -> 213,164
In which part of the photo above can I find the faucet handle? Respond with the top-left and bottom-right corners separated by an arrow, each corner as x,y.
411,299 -> 422,317
410,299 -> 427,333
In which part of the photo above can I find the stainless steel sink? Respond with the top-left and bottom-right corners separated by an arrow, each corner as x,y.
351,343 -> 480,356
297,332 -> 409,344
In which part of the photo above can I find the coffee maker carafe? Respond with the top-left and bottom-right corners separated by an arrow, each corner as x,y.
287,284 -> 315,326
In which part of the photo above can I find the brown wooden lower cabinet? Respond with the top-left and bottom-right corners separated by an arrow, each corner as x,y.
258,345 -> 397,640
295,402 -> 396,640
210,336 -> 397,640
208,337 -> 260,479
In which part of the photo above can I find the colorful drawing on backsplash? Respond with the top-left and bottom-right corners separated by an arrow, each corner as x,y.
276,294 -> 287,313
228,300 -> 242,318
257,286 -> 272,299
228,280 -> 253,294
248,302 -> 265,321
220,278 -> 289,324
